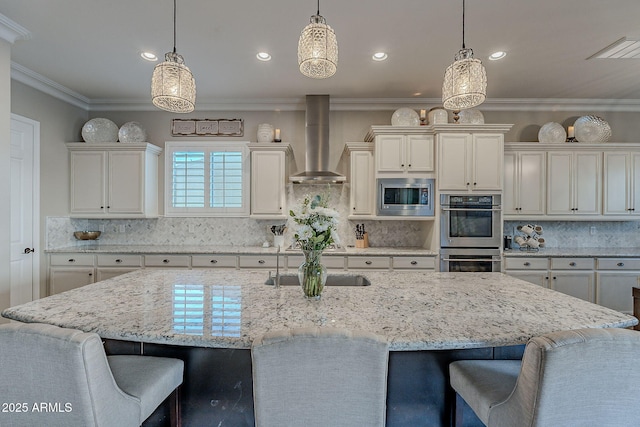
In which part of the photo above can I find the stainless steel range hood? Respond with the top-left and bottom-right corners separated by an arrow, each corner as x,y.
289,95 -> 346,184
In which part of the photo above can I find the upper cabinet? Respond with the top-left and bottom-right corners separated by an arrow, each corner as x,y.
344,142 -> 375,217
603,152 -> 640,216
547,151 -> 601,216
67,143 -> 161,218
504,150 -> 546,215
249,143 -> 292,218
435,125 -> 512,192
365,126 -> 434,177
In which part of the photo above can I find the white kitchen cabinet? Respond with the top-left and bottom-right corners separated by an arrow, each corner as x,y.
347,256 -> 391,270
67,143 -> 161,218
95,254 -> 143,281
503,151 -> 546,216
438,133 -> 504,191
374,134 -> 434,174
392,256 -> 436,270
603,152 -> 640,216
550,273 -> 596,303
49,253 -> 96,295
144,255 -> 191,268
596,258 -> 640,313
249,144 -> 291,218
286,255 -> 346,270
191,255 -> 238,268
547,151 -> 601,215
345,142 -> 374,216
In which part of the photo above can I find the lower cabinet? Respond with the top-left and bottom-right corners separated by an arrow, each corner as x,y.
550,272 -> 595,303
50,267 -> 95,295
596,258 -> 640,314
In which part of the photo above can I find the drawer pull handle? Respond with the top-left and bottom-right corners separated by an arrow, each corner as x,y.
115,259 -> 123,263
88,273 -> 92,276
258,260 -> 265,264
68,259 -> 75,263
365,260 -> 372,265
163,259 -> 170,264
617,262 -> 625,267
569,262 -> 576,267
523,262 -> 531,266
410,261 -> 418,265
210,259 -> 218,264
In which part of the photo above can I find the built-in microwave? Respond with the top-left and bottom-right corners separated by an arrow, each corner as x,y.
377,178 -> 435,216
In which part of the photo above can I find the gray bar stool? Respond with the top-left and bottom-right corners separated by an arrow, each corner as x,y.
449,328 -> 640,427
0,322 -> 184,427
251,327 -> 389,427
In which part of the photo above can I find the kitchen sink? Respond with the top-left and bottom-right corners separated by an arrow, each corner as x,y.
265,274 -> 370,287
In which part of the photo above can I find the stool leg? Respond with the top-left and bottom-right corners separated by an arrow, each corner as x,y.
170,386 -> 182,427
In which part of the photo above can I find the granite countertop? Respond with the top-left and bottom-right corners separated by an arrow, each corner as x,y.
45,244 -> 437,256
3,269 -> 635,351
504,247 -> 640,257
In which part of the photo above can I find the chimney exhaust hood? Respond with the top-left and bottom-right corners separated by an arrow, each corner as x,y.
289,95 -> 346,184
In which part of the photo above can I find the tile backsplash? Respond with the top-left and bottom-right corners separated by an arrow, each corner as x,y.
504,220 -> 640,248
47,184 -> 428,249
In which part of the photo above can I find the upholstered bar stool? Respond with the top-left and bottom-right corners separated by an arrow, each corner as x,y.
251,327 -> 389,427
0,322 -> 184,427
449,328 -> 640,427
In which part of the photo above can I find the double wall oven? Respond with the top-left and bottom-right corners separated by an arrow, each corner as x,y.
440,194 -> 502,272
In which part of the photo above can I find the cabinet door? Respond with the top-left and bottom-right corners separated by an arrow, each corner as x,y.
503,152 -> 518,214
350,151 -> 374,215
574,152 -> 601,215
472,134 -> 503,190
438,134 -> 471,190
376,135 -> 404,172
547,152 -> 573,214
108,151 -> 145,214
632,153 -> 640,212
70,151 -> 106,215
406,134 -> 434,172
251,151 -> 285,215
96,268 -> 139,282
596,272 -> 640,313
518,152 -> 546,215
551,272 -> 595,302
49,268 -> 94,295
604,152 -> 629,214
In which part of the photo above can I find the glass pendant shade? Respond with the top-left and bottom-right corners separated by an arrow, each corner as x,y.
442,48 -> 487,110
298,14 -> 338,79
151,51 -> 196,113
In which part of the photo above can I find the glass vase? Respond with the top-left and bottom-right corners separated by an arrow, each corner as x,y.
298,249 -> 327,300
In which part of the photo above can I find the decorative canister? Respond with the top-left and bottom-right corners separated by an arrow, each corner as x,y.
428,107 -> 448,124
257,123 -> 274,142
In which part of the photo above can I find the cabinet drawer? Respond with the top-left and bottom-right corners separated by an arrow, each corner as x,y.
97,254 -> 143,267
550,257 -> 594,270
287,255 -> 345,270
239,255 -> 277,268
192,255 -> 237,268
597,258 -> 640,270
347,256 -> 390,270
144,255 -> 191,267
393,256 -> 435,270
504,257 -> 548,270
50,253 -> 95,266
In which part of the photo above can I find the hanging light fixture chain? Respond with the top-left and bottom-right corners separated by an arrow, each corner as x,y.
461,0 -> 466,49
317,0 -> 320,16
172,0 -> 177,54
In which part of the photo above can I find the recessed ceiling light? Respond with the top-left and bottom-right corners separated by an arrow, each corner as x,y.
489,51 -> 506,61
372,52 -> 388,61
256,52 -> 272,61
140,52 -> 158,61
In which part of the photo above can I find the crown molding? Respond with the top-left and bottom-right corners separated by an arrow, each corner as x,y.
0,13 -> 31,44
11,62 -> 90,110
12,63 -> 640,113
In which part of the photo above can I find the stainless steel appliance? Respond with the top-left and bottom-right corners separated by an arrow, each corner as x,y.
440,248 -> 502,272
377,178 -> 435,216
440,194 -> 501,248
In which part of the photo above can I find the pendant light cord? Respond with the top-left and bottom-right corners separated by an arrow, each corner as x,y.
317,0 -> 320,15
461,0 -> 466,49
172,0 -> 177,54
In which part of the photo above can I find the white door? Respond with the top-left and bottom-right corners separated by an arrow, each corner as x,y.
10,114 -> 40,305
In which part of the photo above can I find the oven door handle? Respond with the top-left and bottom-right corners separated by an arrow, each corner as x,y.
441,207 -> 502,212
441,257 -> 501,262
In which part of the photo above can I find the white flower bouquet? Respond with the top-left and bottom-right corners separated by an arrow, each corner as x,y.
288,194 -> 340,251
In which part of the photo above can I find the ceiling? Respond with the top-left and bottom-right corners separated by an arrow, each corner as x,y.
2,0 -> 640,110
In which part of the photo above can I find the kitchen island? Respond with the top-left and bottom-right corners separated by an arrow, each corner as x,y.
3,270 -> 636,427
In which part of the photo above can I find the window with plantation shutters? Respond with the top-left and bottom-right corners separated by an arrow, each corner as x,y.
165,141 -> 249,216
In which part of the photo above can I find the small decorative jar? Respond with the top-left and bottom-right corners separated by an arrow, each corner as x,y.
428,107 -> 448,124
257,123 -> 274,142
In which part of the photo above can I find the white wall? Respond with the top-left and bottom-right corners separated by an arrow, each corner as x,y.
0,40 -> 11,320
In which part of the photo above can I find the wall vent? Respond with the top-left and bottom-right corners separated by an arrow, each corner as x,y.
588,37 -> 640,59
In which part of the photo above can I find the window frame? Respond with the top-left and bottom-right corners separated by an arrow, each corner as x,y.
164,141 -> 250,217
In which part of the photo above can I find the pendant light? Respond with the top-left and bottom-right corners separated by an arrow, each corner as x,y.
442,0 -> 487,111
151,0 -> 196,113
298,0 -> 338,79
